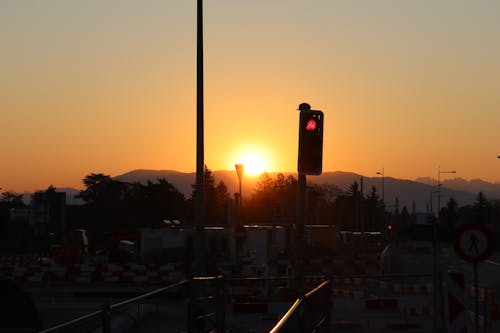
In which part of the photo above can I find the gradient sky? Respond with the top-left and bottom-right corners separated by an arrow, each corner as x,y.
1,0 -> 500,192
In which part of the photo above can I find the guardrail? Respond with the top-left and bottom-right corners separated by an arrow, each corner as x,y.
269,280 -> 332,333
37,273 -> 440,333
37,274 -> 326,333
38,279 -> 189,333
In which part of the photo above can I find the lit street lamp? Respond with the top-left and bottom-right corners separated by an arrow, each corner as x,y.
235,163 -> 244,209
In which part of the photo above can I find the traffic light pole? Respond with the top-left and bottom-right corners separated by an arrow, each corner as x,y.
296,172 -> 306,296
295,102 -> 324,297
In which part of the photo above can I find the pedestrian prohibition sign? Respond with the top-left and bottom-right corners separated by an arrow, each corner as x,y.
453,223 -> 494,263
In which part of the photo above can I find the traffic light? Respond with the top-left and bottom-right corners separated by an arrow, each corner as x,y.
298,109 -> 324,175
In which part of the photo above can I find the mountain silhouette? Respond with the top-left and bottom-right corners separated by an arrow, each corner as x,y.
113,169 -> 500,213
32,169 -> 500,212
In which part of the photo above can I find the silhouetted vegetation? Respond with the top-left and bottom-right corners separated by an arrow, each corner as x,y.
188,166 -> 230,225
0,191 -> 31,252
72,173 -> 186,246
2,172 -> 500,254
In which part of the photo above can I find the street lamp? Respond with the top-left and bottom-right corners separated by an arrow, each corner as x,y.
235,163 -> 244,209
376,168 -> 385,205
436,166 -> 456,216
432,166 -> 456,331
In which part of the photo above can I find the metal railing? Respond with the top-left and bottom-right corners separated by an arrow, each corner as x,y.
39,279 -> 189,333
187,276 -> 226,333
36,272 -> 451,333
269,280 -> 332,333
37,274 -> 328,333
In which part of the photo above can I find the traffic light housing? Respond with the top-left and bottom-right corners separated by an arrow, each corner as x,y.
298,110 -> 324,175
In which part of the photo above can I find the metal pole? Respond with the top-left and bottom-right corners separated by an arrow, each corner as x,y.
437,166 -> 441,217
475,262 -> 479,333
235,164 -> 244,210
376,169 -> 385,206
296,173 -> 306,297
432,217 -> 438,332
382,170 -> 385,205
360,177 -> 364,233
187,280 -> 195,333
195,0 -> 205,276
193,4 -> 205,330
102,303 -> 111,333
216,276 -> 226,333
433,166 -> 455,331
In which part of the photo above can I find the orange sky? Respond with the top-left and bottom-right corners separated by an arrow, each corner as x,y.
1,1 -> 500,192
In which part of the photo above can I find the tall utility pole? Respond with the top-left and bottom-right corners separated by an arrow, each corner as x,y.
194,0 -> 205,276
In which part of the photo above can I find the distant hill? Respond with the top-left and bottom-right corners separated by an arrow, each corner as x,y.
115,169 -> 196,198
114,169 -> 500,212
416,177 -> 500,201
21,170 -> 500,212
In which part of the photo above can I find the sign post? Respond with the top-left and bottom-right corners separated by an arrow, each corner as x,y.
453,223 -> 494,333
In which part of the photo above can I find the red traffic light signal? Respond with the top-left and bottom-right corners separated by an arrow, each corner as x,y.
298,110 -> 324,175
305,119 -> 317,131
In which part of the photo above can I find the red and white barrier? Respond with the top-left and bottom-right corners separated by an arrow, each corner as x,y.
331,277 -> 432,295
1,262 -> 189,284
445,271 -> 469,333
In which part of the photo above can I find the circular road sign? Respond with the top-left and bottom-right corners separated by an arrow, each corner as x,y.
454,223 -> 494,263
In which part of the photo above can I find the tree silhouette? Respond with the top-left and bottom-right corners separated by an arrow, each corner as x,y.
474,192 -> 490,224
365,186 -> 384,230
440,197 -> 459,227
0,191 -> 30,252
74,173 -> 186,247
189,166 -> 230,225
0,191 -> 25,208
332,182 -> 360,230
244,173 -> 297,224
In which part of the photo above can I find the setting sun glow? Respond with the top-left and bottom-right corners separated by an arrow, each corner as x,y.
2,1 -> 500,192
232,146 -> 273,176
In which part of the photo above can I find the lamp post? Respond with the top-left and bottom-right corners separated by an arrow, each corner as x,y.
376,168 -> 385,205
432,166 -> 456,331
235,164 -> 244,209
436,166 -> 456,217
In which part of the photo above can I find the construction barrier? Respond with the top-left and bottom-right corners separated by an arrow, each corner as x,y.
445,270 -> 469,333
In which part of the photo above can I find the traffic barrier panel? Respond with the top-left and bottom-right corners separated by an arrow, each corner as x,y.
445,271 -> 469,333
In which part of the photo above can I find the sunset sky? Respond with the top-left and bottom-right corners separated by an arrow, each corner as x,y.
1,0 -> 500,192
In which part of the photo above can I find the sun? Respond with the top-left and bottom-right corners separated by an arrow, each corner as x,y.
233,146 -> 272,176
241,155 -> 266,176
